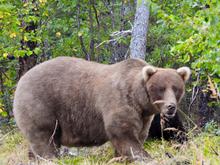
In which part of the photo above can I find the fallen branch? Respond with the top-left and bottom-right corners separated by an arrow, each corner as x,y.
95,29 -> 132,48
110,29 -> 132,38
178,108 -> 202,134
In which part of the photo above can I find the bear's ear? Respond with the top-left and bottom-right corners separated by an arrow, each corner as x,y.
177,67 -> 191,82
142,65 -> 157,81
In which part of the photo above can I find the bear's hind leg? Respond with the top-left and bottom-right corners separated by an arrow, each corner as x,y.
28,123 -> 61,160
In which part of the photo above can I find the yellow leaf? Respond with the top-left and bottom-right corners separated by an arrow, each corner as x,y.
78,32 -> 83,37
207,75 -> 218,99
0,12 -> 3,19
56,32 -> 61,37
39,0 -> 47,4
24,36 -> 28,41
72,48 -> 77,52
43,11 -> 48,17
3,53 -> 8,58
10,32 -> 16,38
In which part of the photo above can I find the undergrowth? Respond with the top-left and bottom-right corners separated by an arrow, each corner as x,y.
0,124 -> 219,165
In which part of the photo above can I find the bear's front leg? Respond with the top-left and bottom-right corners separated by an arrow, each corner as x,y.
139,115 -> 155,144
104,109 -> 151,161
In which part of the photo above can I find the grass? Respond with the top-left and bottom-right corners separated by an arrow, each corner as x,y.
0,126 -> 219,165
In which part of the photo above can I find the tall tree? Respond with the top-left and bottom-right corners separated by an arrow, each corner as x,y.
129,0 -> 150,59
129,0 -> 188,141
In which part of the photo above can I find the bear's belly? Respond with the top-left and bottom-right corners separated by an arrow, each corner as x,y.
59,111 -> 108,147
61,135 -> 108,147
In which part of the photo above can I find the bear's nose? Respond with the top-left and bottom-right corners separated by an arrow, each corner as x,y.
167,103 -> 176,114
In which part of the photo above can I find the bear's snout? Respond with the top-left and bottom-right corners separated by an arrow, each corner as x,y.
153,100 -> 177,118
167,103 -> 176,113
165,103 -> 177,118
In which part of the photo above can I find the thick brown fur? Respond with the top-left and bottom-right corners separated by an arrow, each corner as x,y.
13,57 -> 190,160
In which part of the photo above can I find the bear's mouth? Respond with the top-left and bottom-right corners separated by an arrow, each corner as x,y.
164,112 -> 176,118
153,100 -> 177,118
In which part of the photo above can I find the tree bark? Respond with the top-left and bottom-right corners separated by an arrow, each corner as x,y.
129,0 -> 150,60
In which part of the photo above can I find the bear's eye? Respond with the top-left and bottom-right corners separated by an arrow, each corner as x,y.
172,85 -> 183,100
158,87 -> 165,93
172,86 -> 178,93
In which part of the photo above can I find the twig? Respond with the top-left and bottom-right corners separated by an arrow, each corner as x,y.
188,73 -> 200,112
124,48 -> 130,60
160,113 -> 165,139
95,29 -> 132,48
0,129 -> 15,142
178,108 -> 202,134
163,127 -> 179,132
92,4 -> 100,27
130,147 -> 135,159
49,120 -> 58,145
188,87 -> 199,112
36,155 -> 54,163
95,38 -> 119,48
110,29 -> 132,37
210,146 -> 219,156
0,69 -> 10,80
79,36 -> 90,59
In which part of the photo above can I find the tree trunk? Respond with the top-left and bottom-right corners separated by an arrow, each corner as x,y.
88,0 -> 95,61
19,0 -> 38,79
129,0 -> 150,60
129,1 -> 188,142
110,1 -> 134,63
77,0 -> 89,60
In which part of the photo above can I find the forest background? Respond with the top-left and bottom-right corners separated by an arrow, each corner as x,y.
0,0 -> 220,164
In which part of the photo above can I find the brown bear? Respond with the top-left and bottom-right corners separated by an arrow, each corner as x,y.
13,57 -> 190,161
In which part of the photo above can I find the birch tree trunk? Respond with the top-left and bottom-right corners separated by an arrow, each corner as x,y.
130,0 -> 150,60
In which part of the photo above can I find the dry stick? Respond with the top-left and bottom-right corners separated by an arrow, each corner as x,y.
0,129 -> 15,142
188,87 -> 199,113
95,30 -> 132,48
130,147 -> 135,159
210,146 -> 219,156
49,120 -> 58,146
188,73 -> 200,113
160,113 -> 166,159
36,155 -> 57,164
177,108 -> 202,135
160,114 -> 164,139
95,38 -> 120,48
163,128 -> 179,132
0,69 -> 10,80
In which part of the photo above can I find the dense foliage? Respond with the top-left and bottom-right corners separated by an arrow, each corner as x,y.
0,0 -> 219,120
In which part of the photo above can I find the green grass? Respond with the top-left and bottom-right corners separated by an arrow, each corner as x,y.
0,127 -> 219,165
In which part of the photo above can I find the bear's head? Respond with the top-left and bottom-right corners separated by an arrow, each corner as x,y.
142,65 -> 191,118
